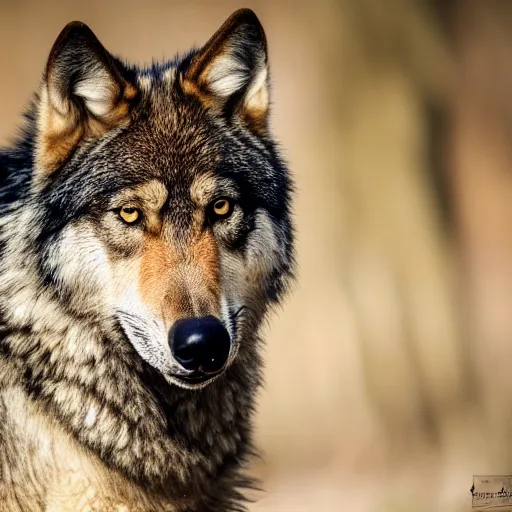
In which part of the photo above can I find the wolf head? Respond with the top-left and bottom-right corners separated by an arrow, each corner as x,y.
2,9 -> 293,391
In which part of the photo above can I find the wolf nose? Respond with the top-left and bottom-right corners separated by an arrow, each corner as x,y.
169,316 -> 231,374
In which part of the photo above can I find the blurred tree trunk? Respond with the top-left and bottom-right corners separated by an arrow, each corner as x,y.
260,1 -> 496,484
329,0 -> 472,465
322,0 -> 512,477
447,0 -> 512,470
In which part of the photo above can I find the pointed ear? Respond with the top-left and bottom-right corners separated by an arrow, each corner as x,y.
181,9 -> 270,135
36,22 -> 138,177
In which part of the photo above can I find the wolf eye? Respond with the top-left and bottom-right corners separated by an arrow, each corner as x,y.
119,206 -> 141,224
211,198 -> 233,219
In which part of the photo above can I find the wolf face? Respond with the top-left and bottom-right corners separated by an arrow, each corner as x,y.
0,11 -> 294,506
4,10 -> 293,391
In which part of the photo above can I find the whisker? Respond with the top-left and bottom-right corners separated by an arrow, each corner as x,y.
233,305 -> 247,319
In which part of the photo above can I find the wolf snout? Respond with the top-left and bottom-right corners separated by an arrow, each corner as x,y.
169,317 -> 231,380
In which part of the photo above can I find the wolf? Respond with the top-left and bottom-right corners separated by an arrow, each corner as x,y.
0,8 -> 294,512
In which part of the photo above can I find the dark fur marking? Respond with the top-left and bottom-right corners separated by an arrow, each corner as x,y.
0,8 -> 294,512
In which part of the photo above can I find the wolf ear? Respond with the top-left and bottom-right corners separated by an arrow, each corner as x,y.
182,9 -> 270,135
36,22 -> 138,178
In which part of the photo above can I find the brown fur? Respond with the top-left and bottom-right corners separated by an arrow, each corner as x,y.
139,236 -> 177,315
0,9 -> 294,512
182,10 -> 269,134
139,232 -> 220,323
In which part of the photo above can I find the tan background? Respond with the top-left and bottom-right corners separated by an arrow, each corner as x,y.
2,1 -> 512,511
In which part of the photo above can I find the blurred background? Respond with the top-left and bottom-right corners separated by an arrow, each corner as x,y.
1,1 -> 512,510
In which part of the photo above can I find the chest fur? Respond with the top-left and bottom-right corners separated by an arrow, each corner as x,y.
0,388 -> 186,512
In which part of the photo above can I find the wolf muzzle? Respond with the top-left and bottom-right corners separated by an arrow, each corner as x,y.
169,316 -> 231,384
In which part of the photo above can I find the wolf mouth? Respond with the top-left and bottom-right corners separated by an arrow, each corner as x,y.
171,371 -> 223,385
116,305 -> 248,387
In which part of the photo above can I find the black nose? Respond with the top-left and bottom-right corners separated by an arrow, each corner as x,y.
169,316 -> 231,374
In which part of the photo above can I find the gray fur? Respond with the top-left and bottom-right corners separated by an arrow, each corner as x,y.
0,8 -> 294,512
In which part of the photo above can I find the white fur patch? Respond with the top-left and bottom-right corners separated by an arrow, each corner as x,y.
246,208 -> 285,277
205,47 -> 269,116
220,295 -> 231,338
117,285 -> 174,374
74,65 -> 114,118
53,224 -> 111,297
137,74 -> 153,92
244,66 -> 268,112
162,67 -> 177,84
207,53 -> 250,97
84,406 -> 97,427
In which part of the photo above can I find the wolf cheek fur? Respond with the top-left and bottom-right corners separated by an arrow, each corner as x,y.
0,8 -> 294,512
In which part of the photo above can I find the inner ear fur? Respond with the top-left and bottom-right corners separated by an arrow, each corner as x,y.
181,8 -> 270,135
36,21 -> 138,179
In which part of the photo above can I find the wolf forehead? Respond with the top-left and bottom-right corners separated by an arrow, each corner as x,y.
38,14 -> 277,173
44,113 -> 275,225
68,90 -> 232,192
48,68 -> 276,193
104,75 -> 229,167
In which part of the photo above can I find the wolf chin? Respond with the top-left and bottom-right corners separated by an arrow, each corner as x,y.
0,9 -> 294,512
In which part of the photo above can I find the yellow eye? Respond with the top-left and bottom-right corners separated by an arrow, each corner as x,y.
212,198 -> 231,217
119,207 -> 140,224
